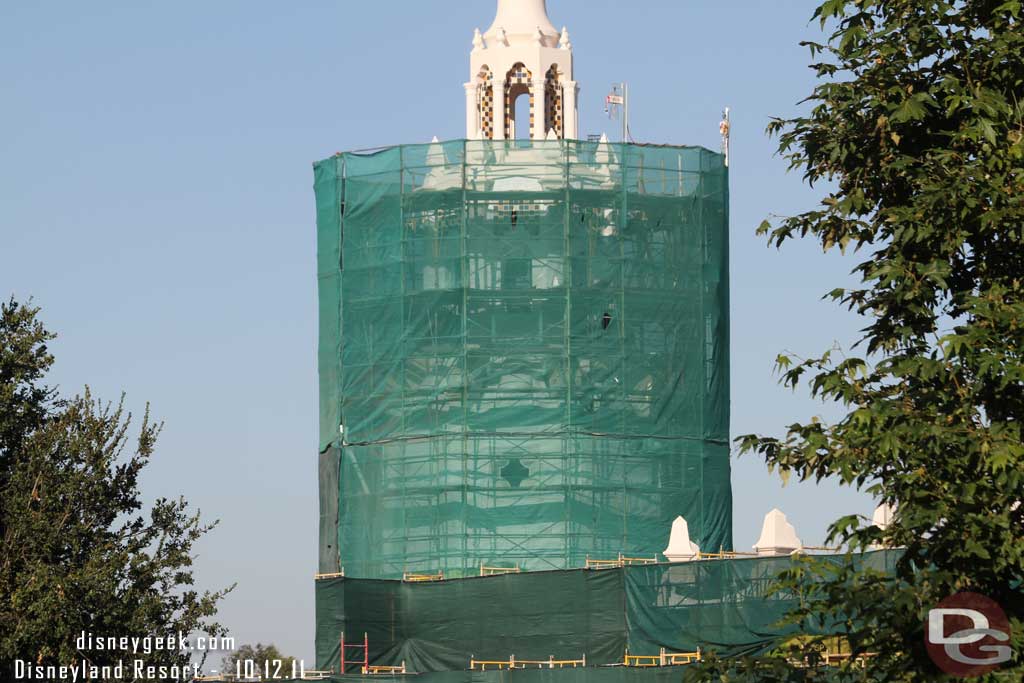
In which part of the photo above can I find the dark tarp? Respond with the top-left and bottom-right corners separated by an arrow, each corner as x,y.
315,552 -> 900,672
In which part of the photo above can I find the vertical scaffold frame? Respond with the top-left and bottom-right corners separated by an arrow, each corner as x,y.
339,632 -> 369,674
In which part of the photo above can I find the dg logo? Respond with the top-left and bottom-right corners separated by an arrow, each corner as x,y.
926,592 -> 1012,677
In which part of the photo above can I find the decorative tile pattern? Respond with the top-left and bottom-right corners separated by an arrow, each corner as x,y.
545,65 -> 563,139
478,66 -> 494,139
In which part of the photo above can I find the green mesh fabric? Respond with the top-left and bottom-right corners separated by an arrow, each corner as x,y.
313,552 -> 902,673
315,140 -> 731,579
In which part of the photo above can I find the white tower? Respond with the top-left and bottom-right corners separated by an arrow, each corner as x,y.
465,0 -> 579,141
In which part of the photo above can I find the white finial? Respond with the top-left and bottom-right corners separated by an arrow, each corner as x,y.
472,28 -> 485,51
753,509 -> 802,556
871,503 -> 895,530
424,138 -> 460,190
498,26 -> 509,46
598,133 -> 609,144
535,26 -> 544,45
559,26 -> 572,50
868,502 -> 897,550
663,516 -> 701,562
545,128 -> 558,141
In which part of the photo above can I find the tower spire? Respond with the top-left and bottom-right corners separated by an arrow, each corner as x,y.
486,0 -> 559,47
465,0 -> 579,141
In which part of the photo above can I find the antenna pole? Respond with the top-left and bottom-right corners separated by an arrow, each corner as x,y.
623,83 -> 629,143
605,83 -> 629,142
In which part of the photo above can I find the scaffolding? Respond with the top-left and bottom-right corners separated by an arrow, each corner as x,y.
623,648 -> 701,667
339,633 -> 368,675
315,139 -> 731,580
585,553 -> 658,569
470,655 -> 587,670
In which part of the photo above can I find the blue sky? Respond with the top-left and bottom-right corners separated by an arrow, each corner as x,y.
1,0 -> 873,665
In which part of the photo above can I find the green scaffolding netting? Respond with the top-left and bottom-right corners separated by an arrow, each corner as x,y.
314,552 -> 902,672
315,140 -> 730,579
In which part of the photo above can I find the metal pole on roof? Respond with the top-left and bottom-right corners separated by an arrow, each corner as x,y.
605,83 -> 628,143
623,82 -> 629,144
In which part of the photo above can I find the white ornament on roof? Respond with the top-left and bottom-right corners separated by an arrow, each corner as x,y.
869,502 -> 897,550
473,28 -> 486,51
663,516 -> 701,562
872,503 -> 895,530
753,508 -> 803,556
558,26 -> 572,50
423,138 -> 460,191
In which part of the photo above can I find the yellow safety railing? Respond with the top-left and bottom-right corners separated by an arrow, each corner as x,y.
363,662 -> 407,675
696,546 -> 758,560
784,636 -> 877,669
470,655 -> 587,670
480,563 -> 521,576
585,553 -> 658,569
585,556 -> 622,570
624,648 -> 701,667
788,652 -> 879,669
314,570 -> 346,580
803,652 -> 877,668
403,572 -> 444,582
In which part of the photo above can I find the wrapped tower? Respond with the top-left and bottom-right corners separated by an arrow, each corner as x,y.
315,0 -> 731,581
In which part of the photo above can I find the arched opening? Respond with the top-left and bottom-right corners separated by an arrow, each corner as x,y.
512,93 -> 531,140
504,63 -> 533,140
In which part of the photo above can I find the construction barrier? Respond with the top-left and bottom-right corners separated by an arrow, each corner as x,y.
316,551 -> 900,672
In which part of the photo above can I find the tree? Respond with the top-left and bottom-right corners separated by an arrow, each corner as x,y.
221,643 -> 298,680
0,298 -> 56,487
0,299 -> 232,672
702,1 -> 1023,681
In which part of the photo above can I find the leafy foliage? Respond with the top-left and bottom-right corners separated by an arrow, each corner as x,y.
0,298 -> 57,482
713,1 -> 1024,681
0,299 -> 232,670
